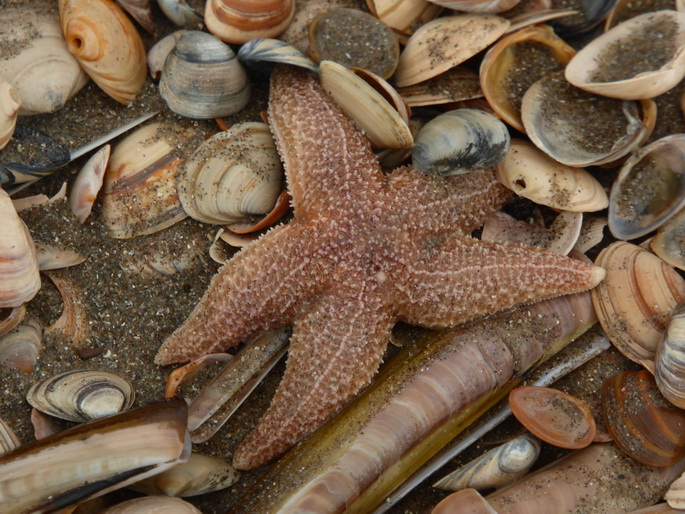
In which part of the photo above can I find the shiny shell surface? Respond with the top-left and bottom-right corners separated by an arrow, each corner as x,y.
655,302 -> 685,409
237,38 -> 319,73
205,0 -> 295,44
652,207 -> 685,271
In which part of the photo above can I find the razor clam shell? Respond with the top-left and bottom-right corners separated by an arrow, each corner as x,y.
609,134 -> 685,241
131,452 -> 240,497
412,109 -> 510,176
0,318 -> 42,374
237,38 -> 319,74
0,398 -> 189,514
27,369 -> 135,422
101,496 -> 202,513
655,303 -> 685,409
433,434 -> 540,492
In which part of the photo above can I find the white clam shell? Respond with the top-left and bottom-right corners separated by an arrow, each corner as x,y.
70,144 -> 111,224
655,303 -> 685,409
0,76 -> 20,149
178,122 -> 284,225
147,30 -> 186,80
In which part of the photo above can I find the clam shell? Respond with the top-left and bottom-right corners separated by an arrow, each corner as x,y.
237,38 -> 319,74
652,207 -> 685,271
101,122 -> 191,239
0,318 -> 42,374
159,30 -> 251,119
0,418 -> 20,457
549,0 -> 617,36
495,139 -> 608,212
0,10 -> 88,115
27,369 -> 135,423
70,144 -> 110,224
320,60 -> 413,149
394,14 -> 510,87
101,496 -> 202,513
592,241 -> 685,372
178,122 -> 284,226
205,0 -> 295,44
116,0 -> 154,34
521,72 -> 650,167
412,109 -> 510,176
0,188 -> 40,309
609,134 -> 685,241
0,77 -> 20,150
433,488 -> 497,513
35,243 -> 86,271
44,270 -> 91,349
59,0 -> 147,104
656,303 -> 685,409
366,0 -> 443,35
566,11 -> 685,100
147,29 -> 186,80
427,0 -> 520,13
397,67 -> 483,107
158,0 -> 202,26
0,305 -> 27,338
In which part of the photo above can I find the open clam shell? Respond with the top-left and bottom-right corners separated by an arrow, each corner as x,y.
27,369 -> 135,423
566,10 -> 685,100
592,241 -> 685,372
655,303 -> 685,409
521,71 -> 650,167
609,134 -> 685,241
178,122 -> 284,226
205,0 -> 295,44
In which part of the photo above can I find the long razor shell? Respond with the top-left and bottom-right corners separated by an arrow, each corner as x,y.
0,398 -> 189,514
234,290 -> 596,513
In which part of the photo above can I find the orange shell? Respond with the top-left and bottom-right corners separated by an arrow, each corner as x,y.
205,0 -> 295,44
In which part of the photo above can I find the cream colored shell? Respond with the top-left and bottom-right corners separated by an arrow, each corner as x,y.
0,77 -> 20,150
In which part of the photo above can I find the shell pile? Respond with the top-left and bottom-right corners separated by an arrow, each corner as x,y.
5,0 -> 685,512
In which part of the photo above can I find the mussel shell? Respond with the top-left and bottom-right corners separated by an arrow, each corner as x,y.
27,369 -> 135,422
413,109 -> 510,176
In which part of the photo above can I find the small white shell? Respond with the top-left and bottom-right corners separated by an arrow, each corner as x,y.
0,76 -> 20,149
70,144 -> 110,224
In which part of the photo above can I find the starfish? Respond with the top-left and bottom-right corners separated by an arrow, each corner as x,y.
155,66 -> 604,470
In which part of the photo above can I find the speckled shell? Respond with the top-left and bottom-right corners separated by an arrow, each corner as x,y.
59,0 -> 147,104
205,0 -> 295,44
366,0 -> 442,35
0,318 -> 42,374
0,77 -> 20,150
0,10 -> 88,115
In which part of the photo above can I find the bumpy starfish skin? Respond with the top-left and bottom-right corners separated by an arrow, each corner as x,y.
155,67 -> 605,470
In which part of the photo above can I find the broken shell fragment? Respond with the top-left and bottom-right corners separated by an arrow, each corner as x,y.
58,0 -> 147,104
495,139 -> 608,212
566,11 -> 685,100
412,109 -> 510,176
205,0 -> 295,44
159,30 -> 251,119
27,369 -> 135,423
609,134 -> 685,240
394,14 -> 510,87
116,0 -> 154,34
70,144 -> 111,224
44,270 -> 91,348
101,496 -> 202,513
147,30 -> 186,80
0,77 -> 20,150
509,386 -> 596,449
592,242 -> 685,372
237,38 -> 318,74
397,67 -> 483,108
178,122 -> 284,226
0,318 -> 42,374
655,303 -> 685,409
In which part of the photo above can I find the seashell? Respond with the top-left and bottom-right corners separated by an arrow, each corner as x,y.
0,398 -> 189,514
159,30 -> 251,119
495,139 -> 608,212
574,216 -> 608,254
116,0 -> 154,34
70,144 -> 111,224
479,24 -> 575,133
433,434 -> 541,492
426,0 -> 520,13
205,0 -> 295,44
237,38 -> 319,74
27,369 -> 135,423
605,0 -> 684,30
282,0 -> 358,51
412,109 -> 510,176
509,386 -> 596,450
44,270 -> 91,349
592,241 -> 685,372
0,319 -> 42,374
655,303 -> 685,409
0,188 -> 40,309
0,305 -> 26,338
101,122 -> 192,239
366,0 -> 443,35
394,15 -> 510,87
505,9 -> 578,33
609,134 -> 685,241
0,77 -> 20,150
147,30 -> 186,80
320,60 -> 413,149
31,408 -> 62,440
397,67 -> 483,108
158,0 -> 203,26
602,369 -> 685,467
308,8 -> 399,79
101,496 -> 202,513
652,207 -> 685,271
178,122 -> 284,226
566,11 -> 685,101
35,242 -> 87,271
522,71 -> 651,167
59,0 -> 147,105
548,0 -> 617,36
0,10 -> 88,116
131,452 -> 240,496
433,488 -> 497,513
0,418 -> 20,456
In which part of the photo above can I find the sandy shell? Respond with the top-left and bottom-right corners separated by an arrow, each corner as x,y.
159,30 -> 251,119
0,10 -> 88,115
394,14 -> 510,87
397,67 -> 483,107
0,188 -> 40,309
652,208 -> 685,271
178,122 -> 283,226
366,0 -> 443,35
35,243 -> 87,271
70,144 -> 111,224
0,77 -> 20,150
609,134 -> 685,241
566,11 -> 685,100
59,0 -> 147,104
592,241 -> 685,372
101,496 -> 202,513
27,369 -> 135,422
0,318 -> 42,374
205,0 -> 295,44
495,139 -> 608,212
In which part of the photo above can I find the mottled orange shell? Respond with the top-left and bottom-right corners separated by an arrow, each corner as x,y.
205,0 -> 295,44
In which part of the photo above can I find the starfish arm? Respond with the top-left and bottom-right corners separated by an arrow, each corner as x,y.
155,221 -> 332,365
269,66 -> 384,218
385,167 -> 512,236
393,237 -> 605,328
232,278 -> 394,470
